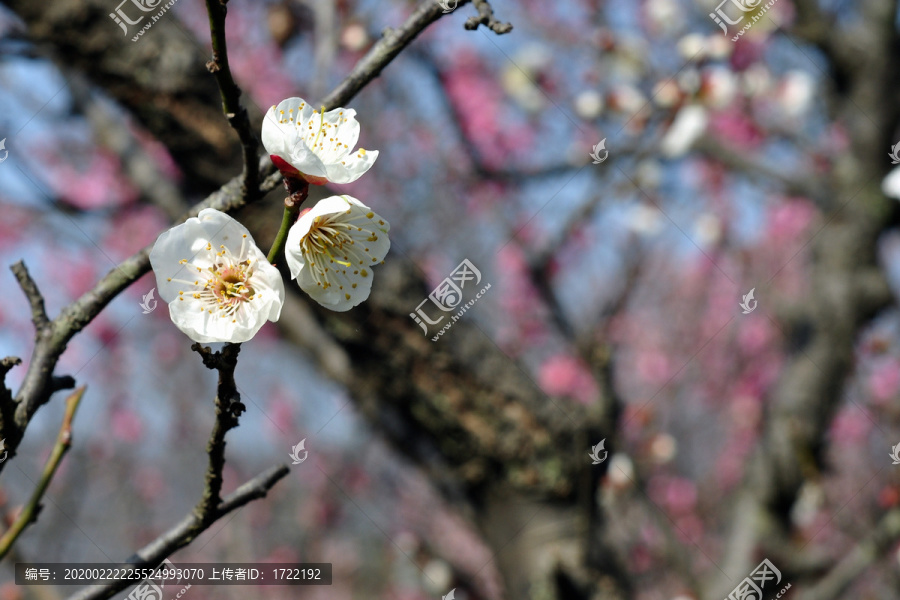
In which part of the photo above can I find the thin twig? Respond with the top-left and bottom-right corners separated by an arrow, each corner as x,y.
693,136 -> 823,202
464,0 -> 513,34
11,261 -> 49,331
794,508 -> 900,600
0,386 -> 85,559
204,0 -> 259,199
320,0 -> 510,110
191,343 -> 244,518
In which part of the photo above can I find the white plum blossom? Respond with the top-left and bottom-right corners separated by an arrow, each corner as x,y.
285,195 -> 390,312
883,166 -> 900,199
777,70 -> 815,118
150,209 -> 285,343
701,66 -> 737,108
660,104 -> 708,158
262,97 -> 378,185
574,89 -> 604,120
676,33 -> 706,61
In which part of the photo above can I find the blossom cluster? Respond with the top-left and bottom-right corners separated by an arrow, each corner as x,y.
149,97 -> 389,343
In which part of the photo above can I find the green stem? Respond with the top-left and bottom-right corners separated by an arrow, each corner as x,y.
0,386 -> 85,559
267,179 -> 309,264
267,202 -> 301,265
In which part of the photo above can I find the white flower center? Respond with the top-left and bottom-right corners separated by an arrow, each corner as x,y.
299,213 -> 379,291
167,235 -> 259,322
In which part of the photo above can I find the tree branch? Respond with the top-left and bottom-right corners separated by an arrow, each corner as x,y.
63,343 -> 285,600
204,0 -> 259,199
0,357 -> 21,446
319,0 -> 510,111
64,464 -> 289,600
795,508 -> 900,600
0,386 -> 85,559
191,342 -> 244,518
693,136 -> 824,201
11,261 -> 50,332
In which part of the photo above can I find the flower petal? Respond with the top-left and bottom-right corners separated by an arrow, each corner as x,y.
196,208 -> 261,255
322,149 -> 379,184
331,108 -> 360,151
262,98 -> 308,159
168,294 -> 265,343
310,108 -> 360,165
295,260 -> 375,312
287,139 -> 328,181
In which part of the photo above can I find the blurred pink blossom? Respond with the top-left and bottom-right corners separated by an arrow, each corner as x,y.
738,318 -> 776,356
134,465 -> 167,503
766,199 -> 816,242
867,358 -> 900,404
266,388 -> 297,433
648,475 -> 697,515
496,246 -> 548,349
0,204 -> 30,251
829,407 -> 873,446
239,47 -> 296,104
466,181 -> 507,216
110,405 -> 143,441
47,254 -> 96,301
40,148 -> 137,210
442,51 -> 533,168
103,206 -> 168,259
151,331 -> 184,367
716,438 -> 751,490
635,349 -> 673,387
730,394 -> 762,429
674,514 -> 704,544
630,543 -> 654,573
538,354 -> 600,404
131,127 -> 181,181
